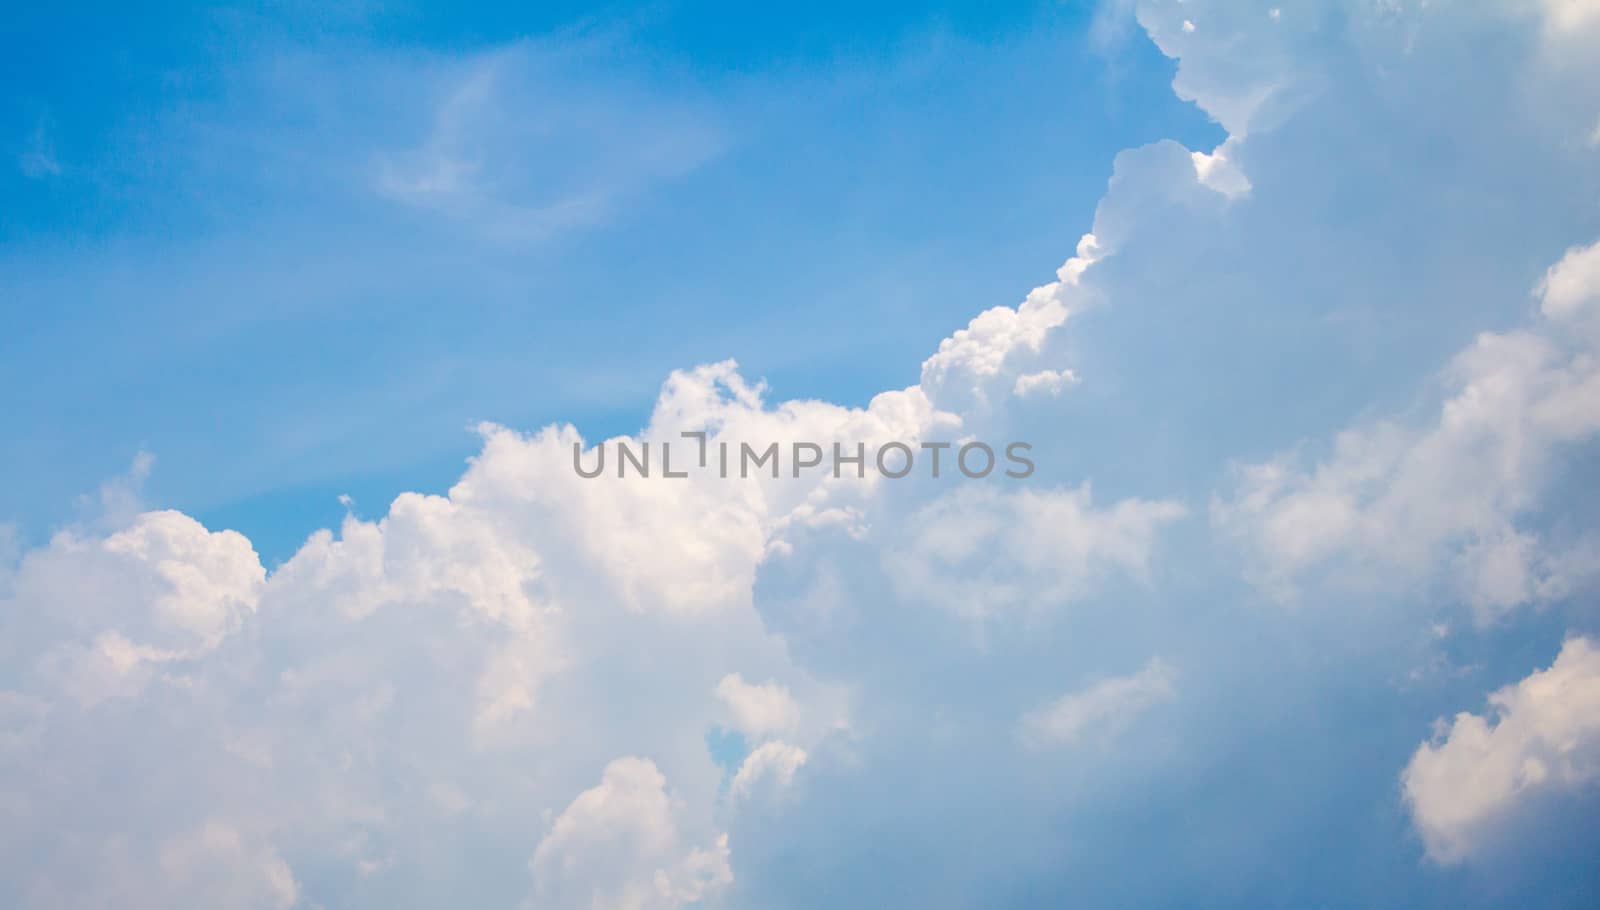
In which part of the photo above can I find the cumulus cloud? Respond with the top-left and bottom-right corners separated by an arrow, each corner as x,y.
920,233 -> 1102,415
0,324 -> 1180,906
2,510 -> 264,704
530,757 -> 732,910
1012,368 -> 1079,398
729,741 -> 808,802
715,674 -> 801,742
1214,237 -> 1600,621
1540,239 -> 1600,329
883,486 -> 1186,621
7,1 -> 1600,906
1403,637 -> 1600,864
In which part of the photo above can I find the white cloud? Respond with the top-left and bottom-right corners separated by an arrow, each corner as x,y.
361,40 -> 723,245
3,510 -> 264,703
1539,239 -> 1600,328
8,1 -> 1600,904
1214,238 -> 1600,621
1012,368 -> 1079,398
1537,0 -> 1600,36
920,233 -> 1102,414
1132,0 -> 1292,137
530,757 -> 731,910
159,822 -> 300,910
0,298 -> 1187,905
715,674 -> 801,742
1189,136 -> 1251,198
1020,657 -> 1177,748
1402,637 -> 1600,864
884,486 -> 1186,621
730,741 -> 808,802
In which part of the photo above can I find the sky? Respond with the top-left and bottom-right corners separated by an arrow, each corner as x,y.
1,0 -> 1220,564
3,1 -> 1600,908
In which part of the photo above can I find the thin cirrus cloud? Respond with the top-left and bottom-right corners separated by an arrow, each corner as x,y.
367,40 -> 724,244
0,30 -> 730,539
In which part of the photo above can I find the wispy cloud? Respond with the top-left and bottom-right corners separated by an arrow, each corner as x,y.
367,39 -> 724,243
1020,657 -> 1177,748
17,115 -> 61,179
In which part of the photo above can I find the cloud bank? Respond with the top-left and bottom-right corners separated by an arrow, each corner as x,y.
4,1 -> 1600,907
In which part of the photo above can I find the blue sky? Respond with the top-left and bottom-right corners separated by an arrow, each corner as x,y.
4,2 -> 1600,908
2,0 -> 1218,564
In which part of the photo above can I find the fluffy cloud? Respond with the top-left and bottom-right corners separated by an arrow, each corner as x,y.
1540,239 -> 1600,332
1403,637 -> 1600,864
1012,368 -> 1079,398
882,486 -> 1186,621
715,674 -> 801,742
530,758 -> 731,910
920,233 -> 1102,415
6,1 -> 1600,906
1,510 -> 264,705
729,741 -> 808,802
0,329 -> 1181,906
1214,238 -> 1600,620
